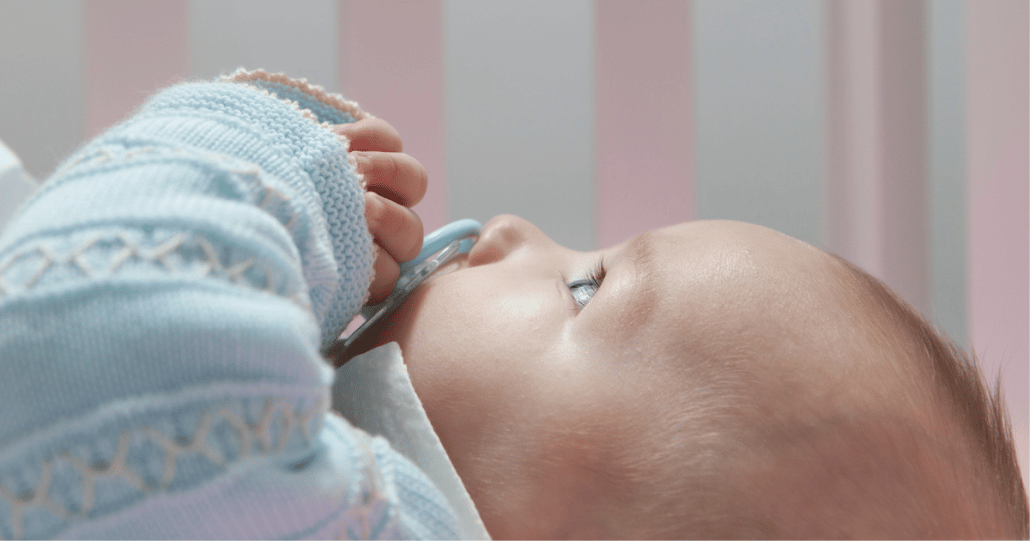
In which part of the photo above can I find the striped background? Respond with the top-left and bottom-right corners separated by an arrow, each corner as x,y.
1,0 -> 1026,485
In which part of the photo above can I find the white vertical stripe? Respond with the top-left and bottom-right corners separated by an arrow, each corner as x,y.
188,0 -> 339,90
0,0 -> 86,179
693,0 -> 825,246
443,0 -> 595,250
928,0 -> 967,348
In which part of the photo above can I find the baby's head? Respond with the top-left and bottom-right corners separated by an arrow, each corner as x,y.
364,215 -> 1028,538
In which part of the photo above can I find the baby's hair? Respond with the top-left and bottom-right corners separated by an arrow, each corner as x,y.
614,251 -> 1028,539
827,253 -> 1029,538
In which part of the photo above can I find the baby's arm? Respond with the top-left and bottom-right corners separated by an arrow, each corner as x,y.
0,71 -> 457,539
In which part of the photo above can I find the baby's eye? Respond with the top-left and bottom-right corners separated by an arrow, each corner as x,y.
568,279 -> 597,308
568,260 -> 606,309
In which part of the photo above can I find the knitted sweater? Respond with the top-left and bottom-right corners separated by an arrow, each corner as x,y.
0,70 -> 463,539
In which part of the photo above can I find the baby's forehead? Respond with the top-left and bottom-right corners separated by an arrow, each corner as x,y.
618,223 -> 916,410
641,221 -> 837,297
632,220 -> 844,334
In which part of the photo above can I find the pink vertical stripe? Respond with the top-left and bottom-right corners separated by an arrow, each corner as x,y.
341,0 -> 448,232
966,0 -> 1029,486
879,2 -> 928,315
595,0 -> 694,248
826,0 -> 883,272
826,0 -> 929,315
84,0 -> 188,138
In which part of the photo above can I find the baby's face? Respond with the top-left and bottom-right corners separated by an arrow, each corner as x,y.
372,216 -> 855,538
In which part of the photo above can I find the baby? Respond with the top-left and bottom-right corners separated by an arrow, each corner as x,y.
351,214 -> 1029,538
339,110 -> 1028,539
0,70 -> 1025,539
335,111 -> 1028,537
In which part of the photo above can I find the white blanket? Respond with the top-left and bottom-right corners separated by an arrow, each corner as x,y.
0,140 -> 38,232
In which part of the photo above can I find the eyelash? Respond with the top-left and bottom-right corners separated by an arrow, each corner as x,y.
567,259 -> 607,309
586,259 -> 607,288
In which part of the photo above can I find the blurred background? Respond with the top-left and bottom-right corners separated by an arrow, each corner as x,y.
0,0 -> 1026,486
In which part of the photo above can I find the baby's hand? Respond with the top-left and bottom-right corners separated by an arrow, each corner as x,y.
334,119 -> 427,303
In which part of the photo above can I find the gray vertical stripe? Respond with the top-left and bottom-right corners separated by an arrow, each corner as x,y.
443,0 -> 595,250
0,0 -> 86,179
188,0 -> 339,91
928,0 -> 967,348
693,0 -> 824,246
336,0 -> 350,96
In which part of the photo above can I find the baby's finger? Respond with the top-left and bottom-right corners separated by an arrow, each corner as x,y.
368,245 -> 399,304
365,191 -> 424,263
334,118 -> 403,152
353,151 -> 428,207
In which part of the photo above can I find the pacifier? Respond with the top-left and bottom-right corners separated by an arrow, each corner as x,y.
325,219 -> 481,364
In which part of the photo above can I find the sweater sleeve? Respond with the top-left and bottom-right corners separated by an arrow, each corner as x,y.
0,70 -> 460,540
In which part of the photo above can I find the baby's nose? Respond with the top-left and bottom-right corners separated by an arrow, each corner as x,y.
468,214 -> 542,266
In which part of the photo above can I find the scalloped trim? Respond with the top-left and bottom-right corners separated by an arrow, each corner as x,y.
221,68 -> 370,123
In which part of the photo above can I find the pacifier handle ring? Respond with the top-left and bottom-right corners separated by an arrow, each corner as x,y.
399,218 -> 481,276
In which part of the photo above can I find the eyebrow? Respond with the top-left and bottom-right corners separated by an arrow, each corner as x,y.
612,233 -> 660,330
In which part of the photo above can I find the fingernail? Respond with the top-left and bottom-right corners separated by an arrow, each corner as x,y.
333,123 -> 355,134
365,192 -> 383,222
354,153 -> 372,173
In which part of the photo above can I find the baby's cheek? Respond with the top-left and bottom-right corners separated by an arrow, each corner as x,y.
389,285 -> 495,447
394,270 -> 573,467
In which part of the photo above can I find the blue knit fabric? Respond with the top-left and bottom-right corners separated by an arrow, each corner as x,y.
0,71 -> 459,539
